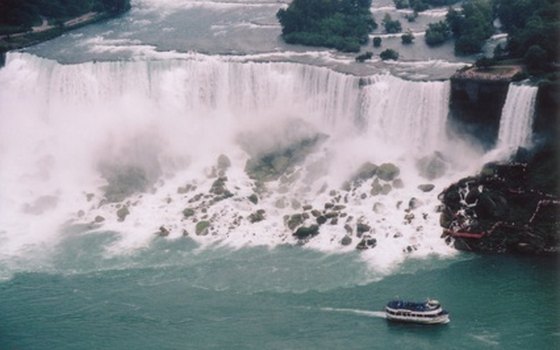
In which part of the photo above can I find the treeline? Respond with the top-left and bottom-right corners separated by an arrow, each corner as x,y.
276,0 -> 377,52
495,0 -> 559,70
0,0 -> 130,32
423,0 -> 559,68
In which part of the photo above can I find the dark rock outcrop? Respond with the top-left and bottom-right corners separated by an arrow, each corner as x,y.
293,225 -> 319,240
439,145 -> 559,254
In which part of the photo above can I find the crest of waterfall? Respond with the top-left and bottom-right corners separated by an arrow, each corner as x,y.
496,84 -> 538,151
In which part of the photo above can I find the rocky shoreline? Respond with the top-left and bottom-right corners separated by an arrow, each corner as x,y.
439,144 -> 559,255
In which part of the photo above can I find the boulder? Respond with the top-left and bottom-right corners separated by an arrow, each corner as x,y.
409,197 -> 423,210
293,225 -> 320,240
392,178 -> 404,189
195,221 -> 210,235
356,223 -> 371,237
418,184 -> 435,192
356,236 -> 377,250
182,208 -> 195,218
116,206 -> 130,222
341,235 -> 353,246
416,152 -> 448,180
286,213 -> 304,230
248,209 -> 266,223
353,162 -> 378,182
316,215 -> 327,225
377,163 -> 400,181
248,193 -> 259,204
158,226 -> 170,237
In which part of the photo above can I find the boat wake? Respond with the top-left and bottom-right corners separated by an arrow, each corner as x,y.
320,307 -> 386,319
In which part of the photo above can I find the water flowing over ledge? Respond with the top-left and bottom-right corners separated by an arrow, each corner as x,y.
0,52 -> 474,277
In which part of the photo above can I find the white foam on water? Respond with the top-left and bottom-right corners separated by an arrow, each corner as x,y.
321,307 -> 387,318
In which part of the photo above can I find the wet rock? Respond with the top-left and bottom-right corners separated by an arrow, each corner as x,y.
158,226 -> 170,237
316,216 -> 327,225
344,224 -> 353,235
182,208 -> 195,218
418,184 -> 435,192
287,214 -> 304,230
438,144 -> 560,254
248,194 -> 259,204
244,133 -> 327,182
353,162 -> 378,182
371,179 -> 383,196
392,178 -> 404,189
248,209 -> 266,223
416,152 -> 448,180
356,236 -> 377,250
408,197 -> 423,210
195,221 -> 210,235
373,202 -> 386,214
381,184 -> 392,195
377,163 -> 400,181
293,225 -> 320,240
341,235 -> 353,246
210,176 -> 228,195
404,212 -> 415,224
356,223 -> 371,237
116,206 -> 130,222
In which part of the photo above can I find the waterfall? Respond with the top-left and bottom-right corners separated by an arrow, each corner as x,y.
496,84 -> 538,150
360,75 -> 450,152
0,52 -> 456,268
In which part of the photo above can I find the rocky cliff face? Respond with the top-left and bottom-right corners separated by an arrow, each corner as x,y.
439,145 -> 559,254
449,76 -> 510,149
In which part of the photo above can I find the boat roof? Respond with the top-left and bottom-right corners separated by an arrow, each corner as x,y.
386,299 -> 441,312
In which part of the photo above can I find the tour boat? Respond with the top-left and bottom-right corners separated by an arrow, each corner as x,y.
385,299 -> 450,324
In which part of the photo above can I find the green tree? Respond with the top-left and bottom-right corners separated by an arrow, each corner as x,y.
380,49 -> 399,60
276,0 -> 377,52
401,31 -> 415,44
425,20 -> 451,46
382,13 -> 402,33
524,45 -> 548,71
373,36 -> 382,47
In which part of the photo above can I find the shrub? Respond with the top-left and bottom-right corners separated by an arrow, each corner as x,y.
382,13 -> 402,33
401,31 -> 414,44
425,20 -> 451,46
380,49 -> 399,60
373,36 -> 382,47
356,51 -> 373,62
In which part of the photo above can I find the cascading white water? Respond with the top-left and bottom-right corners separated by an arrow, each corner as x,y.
496,84 -> 538,151
361,75 -> 450,152
0,52 -> 460,273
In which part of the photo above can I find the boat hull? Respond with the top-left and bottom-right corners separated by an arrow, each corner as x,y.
385,313 -> 450,324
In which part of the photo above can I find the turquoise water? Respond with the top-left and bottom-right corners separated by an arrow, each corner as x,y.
1,235 -> 558,349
